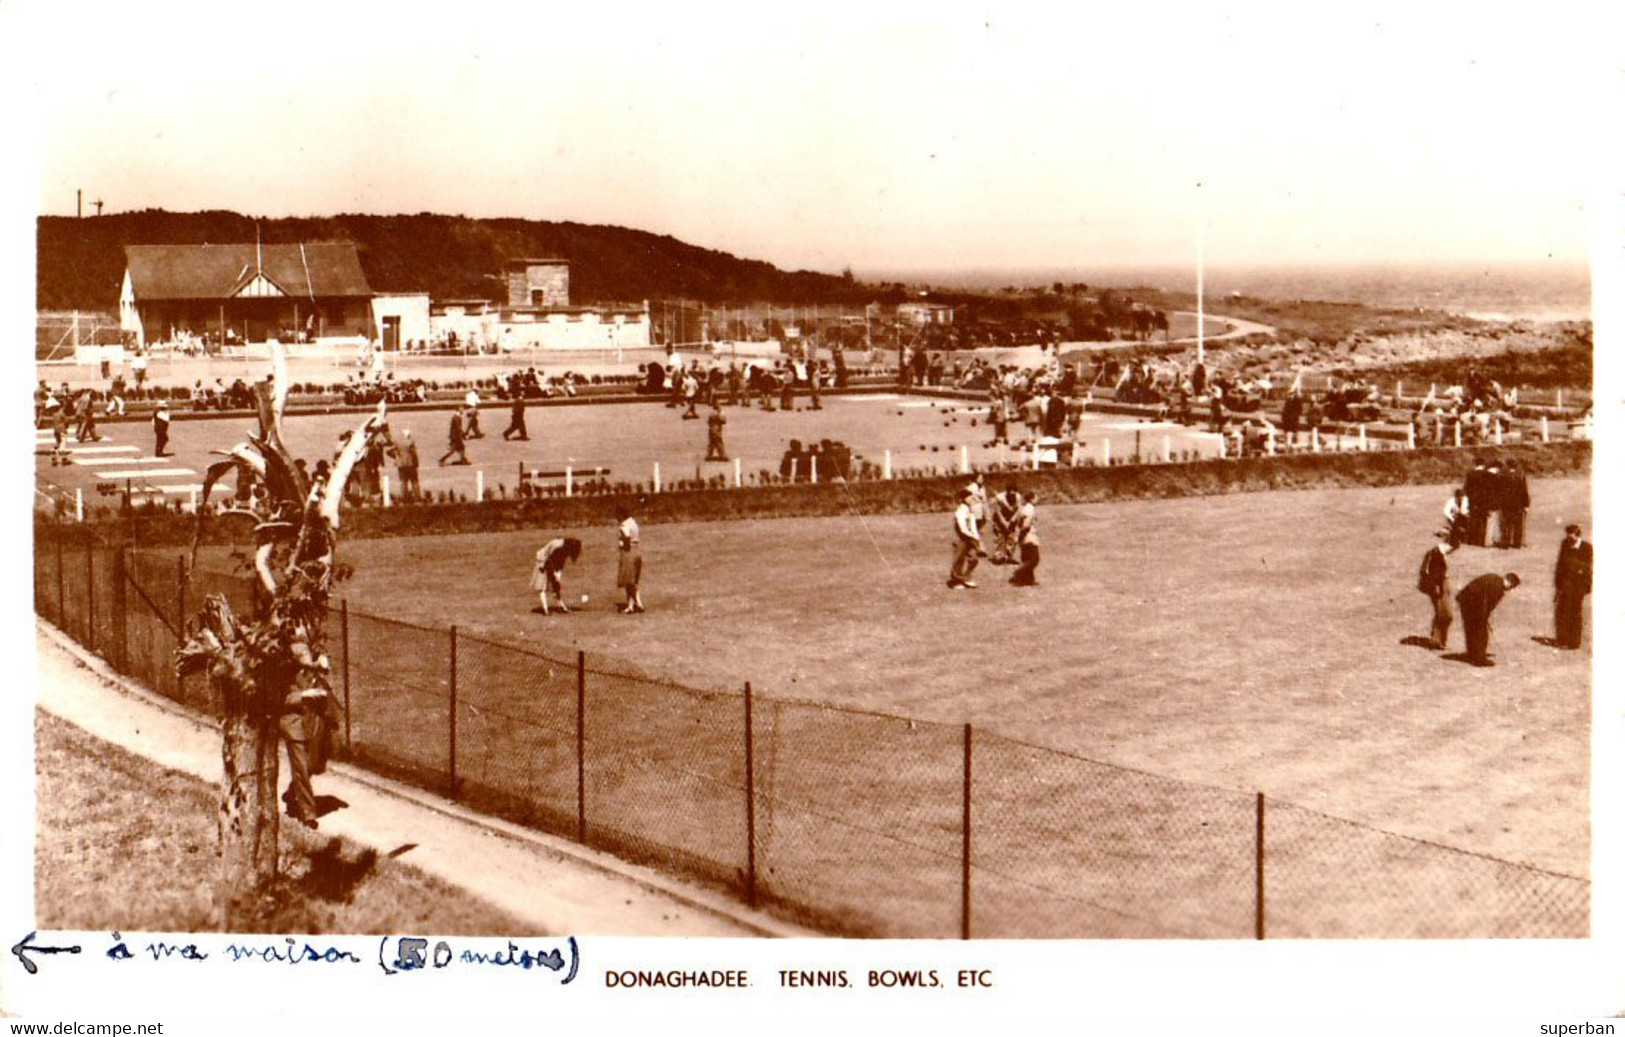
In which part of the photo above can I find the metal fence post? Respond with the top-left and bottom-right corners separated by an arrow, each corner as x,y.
962,722 -> 973,940
55,538 -> 65,626
340,600 -> 352,751
175,555 -> 187,632
745,681 -> 757,908
1255,792 -> 1266,940
576,650 -> 586,844
85,547 -> 96,651
114,547 -> 128,672
448,625 -> 458,798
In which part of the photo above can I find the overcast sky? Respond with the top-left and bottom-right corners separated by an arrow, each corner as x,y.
8,1 -> 1617,276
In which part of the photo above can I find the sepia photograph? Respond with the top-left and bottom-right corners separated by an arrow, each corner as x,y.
3,0 -> 1619,1028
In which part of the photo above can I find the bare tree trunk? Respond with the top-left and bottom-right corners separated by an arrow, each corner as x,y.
184,597 -> 291,929
178,356 -> 387,929
214,696 -> 282,928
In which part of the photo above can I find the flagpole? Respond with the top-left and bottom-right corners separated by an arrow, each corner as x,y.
1196,219 -> 1205,367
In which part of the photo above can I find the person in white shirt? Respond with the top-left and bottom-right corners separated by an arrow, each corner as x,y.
965,476 -> 987,525
948,489 -> 982,590
1441,489 -> 1469,547
463,388 -> 484,438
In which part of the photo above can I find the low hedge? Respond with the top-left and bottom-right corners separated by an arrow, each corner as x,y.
40,440 -> 1590,549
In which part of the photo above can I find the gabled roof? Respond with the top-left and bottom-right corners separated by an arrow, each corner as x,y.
124,242 -> 371,301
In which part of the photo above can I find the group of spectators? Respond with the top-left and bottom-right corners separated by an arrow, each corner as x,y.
499,367 -> 582,401
1412,397 -> 1518,449
638,348 -> 851,417
900,347 -> 998,390
958,347 -> 1588,464
340,373 -> 432,406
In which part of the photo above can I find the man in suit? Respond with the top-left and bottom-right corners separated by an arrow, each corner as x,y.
1482,461 -> 1506,547
439,405 -> 470,465
1498,460 -> 1530,549
152,402 -> 171,457
1553,525 -> 1592,649
1281,390 -> 1304,446
1417,536 -> 1457,650
502,391 -> 529,441
705,403 -> 728,461
1456,572 -> 1520,666
1462,459 -> 1492,547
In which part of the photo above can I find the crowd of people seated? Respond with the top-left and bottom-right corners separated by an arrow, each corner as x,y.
340,373 -> 431,406
497,367 -> 582,400
1409,364 -> 1520,445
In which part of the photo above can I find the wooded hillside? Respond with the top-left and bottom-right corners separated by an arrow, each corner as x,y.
37,210 -> 872,310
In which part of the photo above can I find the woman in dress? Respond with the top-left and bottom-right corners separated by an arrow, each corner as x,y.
615,508 -> 644,613
531,537 -> 582,615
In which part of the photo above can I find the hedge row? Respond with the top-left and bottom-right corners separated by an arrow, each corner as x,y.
39,441 -> 1590,549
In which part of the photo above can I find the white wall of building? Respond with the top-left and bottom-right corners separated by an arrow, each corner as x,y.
430,308 -> 652,351
370,294 -> 433,346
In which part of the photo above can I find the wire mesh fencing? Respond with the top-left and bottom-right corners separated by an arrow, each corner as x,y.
447,633 -> 579,836
1261,799 -> 1588,938
341,610 -> 456,792
575,660 -> 749,892
35,537 -> 1590,939
119,550 -> 179,704
969,730 -> 1258,938
748,698 -> 963,937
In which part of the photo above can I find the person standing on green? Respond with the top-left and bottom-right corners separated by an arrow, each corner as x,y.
616,508 -> 645,613
705,403 -> 728,461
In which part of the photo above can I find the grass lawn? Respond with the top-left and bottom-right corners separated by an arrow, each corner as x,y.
329,478 -> 1587,842
33,710 -> 533,935
177,476 -> 1588,937
174,474 -> 1586,942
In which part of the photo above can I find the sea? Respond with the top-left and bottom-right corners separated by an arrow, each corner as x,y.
883,262 -> 1592,323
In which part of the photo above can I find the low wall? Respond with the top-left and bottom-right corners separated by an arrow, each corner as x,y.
39,441 -> 1590,549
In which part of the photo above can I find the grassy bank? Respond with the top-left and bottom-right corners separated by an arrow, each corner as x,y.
33,709 -> 534,934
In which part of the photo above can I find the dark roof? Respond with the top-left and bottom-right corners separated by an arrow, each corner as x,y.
124,242 -> 371,300
504,257 -> 570,267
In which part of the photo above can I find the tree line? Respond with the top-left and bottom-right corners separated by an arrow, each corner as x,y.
36,210 -> 876,311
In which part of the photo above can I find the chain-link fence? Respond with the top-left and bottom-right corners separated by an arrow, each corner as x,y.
1261,799 -> 1588,938
969,731 -> 1258,938
35,537 -> 1589,939
38,311 -> 124,361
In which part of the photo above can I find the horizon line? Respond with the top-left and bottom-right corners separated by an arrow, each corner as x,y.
35,209 -> 1589,284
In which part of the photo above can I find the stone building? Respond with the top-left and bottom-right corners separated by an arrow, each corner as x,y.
506,258 -> 570,307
